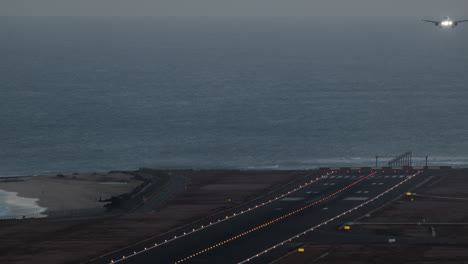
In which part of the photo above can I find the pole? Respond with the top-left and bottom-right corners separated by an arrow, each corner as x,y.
425,156 -> 428,167
375,156 -> 378,167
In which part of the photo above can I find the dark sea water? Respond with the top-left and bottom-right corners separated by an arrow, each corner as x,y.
1,16 -> 468,176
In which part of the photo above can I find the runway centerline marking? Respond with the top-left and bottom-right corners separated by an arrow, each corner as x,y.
280,197 -> 305,202
171,172 -> 377,264
237,171 -> 422,264
106,172 -> 333,264
343,197 -> 368,201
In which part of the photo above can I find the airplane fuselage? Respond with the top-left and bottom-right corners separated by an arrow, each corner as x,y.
440,18 -> 456,28
423,17 -> 468,28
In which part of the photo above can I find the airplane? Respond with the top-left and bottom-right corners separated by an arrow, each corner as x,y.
422,17 -> 468,28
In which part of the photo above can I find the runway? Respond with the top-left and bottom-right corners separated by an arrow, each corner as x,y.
93,169 -> 425,264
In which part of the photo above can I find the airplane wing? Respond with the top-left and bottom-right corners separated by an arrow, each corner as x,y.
455,20 -> 468,23
422,20 -> 439,24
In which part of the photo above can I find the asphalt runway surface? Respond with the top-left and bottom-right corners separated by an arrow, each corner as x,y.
92,170 -> 426,264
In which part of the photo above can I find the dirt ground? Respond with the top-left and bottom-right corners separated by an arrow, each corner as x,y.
0,172 -> 141,212
351,169 -> 468,238
275,244 -> 468,264
0,170 -> 305,264
273,169 -> 468,264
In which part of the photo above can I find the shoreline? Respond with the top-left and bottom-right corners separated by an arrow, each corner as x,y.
0,168 -> 464,264
1,160 -> 466,179
0,166 -> 458,218
0,171 -> 143,215
0,169 -> 307,264
0,189 -> 47,219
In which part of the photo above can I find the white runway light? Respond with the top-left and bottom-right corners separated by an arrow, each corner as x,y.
237,171 -> 422,264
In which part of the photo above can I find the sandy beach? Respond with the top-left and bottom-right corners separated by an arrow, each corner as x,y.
0,169 -> 305,264
0,172 -> 142,214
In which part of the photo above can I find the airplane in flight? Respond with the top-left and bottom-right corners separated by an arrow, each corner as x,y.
422,17 -> 468,28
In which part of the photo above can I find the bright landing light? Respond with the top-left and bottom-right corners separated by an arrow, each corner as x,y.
441,20 -> 453,27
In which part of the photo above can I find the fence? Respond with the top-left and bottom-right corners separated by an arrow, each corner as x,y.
0,207 -> 106,221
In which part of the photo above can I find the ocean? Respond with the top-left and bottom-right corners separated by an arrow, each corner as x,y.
1,16 -> 468,176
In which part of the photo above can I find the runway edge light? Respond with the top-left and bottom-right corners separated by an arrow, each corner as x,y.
298,248 -> 305,252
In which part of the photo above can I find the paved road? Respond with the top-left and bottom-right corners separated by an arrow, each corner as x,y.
92,170 -> 426,264
134,174 -> 188,213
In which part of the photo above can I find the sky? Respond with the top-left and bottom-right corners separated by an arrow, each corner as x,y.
1,0 -> 468,17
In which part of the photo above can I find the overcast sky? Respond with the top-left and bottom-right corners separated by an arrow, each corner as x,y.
1,0 -> 468,17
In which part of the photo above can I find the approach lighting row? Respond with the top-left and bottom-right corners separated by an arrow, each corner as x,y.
236,171 -> 422,264
172,171 -> 377,264
108,171 -> 333,264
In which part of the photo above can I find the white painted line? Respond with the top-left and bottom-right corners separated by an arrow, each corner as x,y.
364,191 -> 370,194
168,171 -> 380,264
371,183 -> 377,185
280,197 -> 305,202
237,171 -> 423,264
343,197 -> 369,201
323,183 -> 329,186
356,191 -> 362,194
378,183 -> 384,185
104,172 -> 334,264
330,183 -> 336,186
